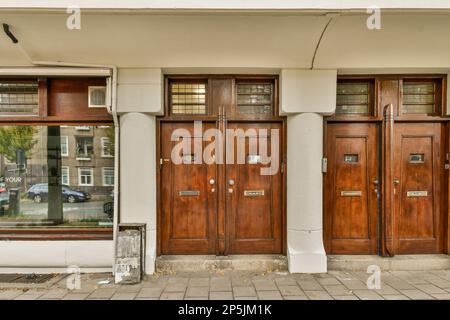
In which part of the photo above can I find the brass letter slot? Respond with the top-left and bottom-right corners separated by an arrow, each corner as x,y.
340,191 -> 362,197
179,190 -> 200,197
406,191 -> 428,197
244,190 -> 265,197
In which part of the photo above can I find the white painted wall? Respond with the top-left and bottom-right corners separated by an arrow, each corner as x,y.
281,69 -> 337,114
117,68 -> 163,114
0,241 -> 113,271
287,113 -> 327,273
119,112 -> 157,274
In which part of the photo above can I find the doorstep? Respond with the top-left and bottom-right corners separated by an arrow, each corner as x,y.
156,255 -> 288,273
328,254 -> 450,271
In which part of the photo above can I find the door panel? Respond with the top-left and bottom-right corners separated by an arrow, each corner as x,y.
160,122 -> 217,254
393,123 -> 443,253
226,122 -> 283,254
324,123 -> 379,254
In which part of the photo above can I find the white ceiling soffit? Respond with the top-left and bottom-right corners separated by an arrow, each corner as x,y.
0,67 -> 111,77
1,0 -> 450,11
0,13 -> 449,68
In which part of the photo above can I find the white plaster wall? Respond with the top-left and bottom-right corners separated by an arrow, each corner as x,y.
281,69 -> 337,114
0,241 -> 113,270
117,68 -> 163,114
119,113 -> 157,274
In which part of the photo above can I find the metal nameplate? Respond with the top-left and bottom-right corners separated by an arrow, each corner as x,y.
340,191 -> 362,197
179,190 -> 200,196
406,191 -> 428,197
244,190 -> 265,197
247,155 -> 261,164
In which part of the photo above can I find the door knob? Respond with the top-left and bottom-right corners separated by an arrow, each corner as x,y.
228,179 -> 235,186
209,179 -> 215,185
228,188 -> 233,194
393,179 -> 400,185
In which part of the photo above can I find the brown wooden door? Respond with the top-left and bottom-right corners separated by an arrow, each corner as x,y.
160,121 -> 284,255
393,123 -> 444,254
226,122 -> 283,254
160,122 -> 217,254
324,123 -> 379,254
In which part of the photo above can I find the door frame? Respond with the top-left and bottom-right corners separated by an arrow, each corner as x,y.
155,74 -> 287,256
324,74 -> 450,256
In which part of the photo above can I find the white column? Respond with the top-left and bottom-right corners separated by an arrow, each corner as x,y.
287,113 -> 327,273
120,112 -> 157,274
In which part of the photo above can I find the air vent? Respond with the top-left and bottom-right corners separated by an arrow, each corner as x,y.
88,86 -> 107,108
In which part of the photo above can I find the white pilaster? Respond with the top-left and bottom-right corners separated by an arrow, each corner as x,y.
120,113 -> 157,274
287,113 -> 327,273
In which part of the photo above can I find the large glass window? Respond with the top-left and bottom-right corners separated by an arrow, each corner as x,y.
0,125 -> 115,228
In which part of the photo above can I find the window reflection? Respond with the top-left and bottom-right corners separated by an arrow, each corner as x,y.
0,125 -> 115,227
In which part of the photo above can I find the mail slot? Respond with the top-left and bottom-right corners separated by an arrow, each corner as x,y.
406,191 -> 428,197
179,190 -> 200,196
244,190 -> 265,197
340,191 -> 362,197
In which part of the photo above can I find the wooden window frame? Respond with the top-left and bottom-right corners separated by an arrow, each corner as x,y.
329,78 -> 376,121
168,78 -> 209,117
233,78 -> 277,120
0,78 -> 41,117
398,77 -> 444,118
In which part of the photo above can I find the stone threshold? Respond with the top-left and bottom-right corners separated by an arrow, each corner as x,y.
156,255 -> 288,273
328,254 -> 450,271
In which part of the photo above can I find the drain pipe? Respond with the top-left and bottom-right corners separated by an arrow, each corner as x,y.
32,60 -> 120,274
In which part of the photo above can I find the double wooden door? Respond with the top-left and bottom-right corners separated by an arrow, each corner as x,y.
324,121 -> 445,255
160,121 -> 283,255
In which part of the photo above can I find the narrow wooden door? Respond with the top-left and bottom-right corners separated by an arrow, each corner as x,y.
393,123 -> 444,254
226,122 -> 283,254
160,122 -> 217,254
324,123 -> 379,254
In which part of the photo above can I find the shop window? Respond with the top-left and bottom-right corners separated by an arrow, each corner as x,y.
170,82 -> 207,115
0,80 -> 39,115
336,81 -> 372,115
0,125 -> 115,229
402,80 -> 440,115
236,83 -> 273,115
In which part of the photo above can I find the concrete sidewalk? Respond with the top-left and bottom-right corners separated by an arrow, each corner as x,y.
1,270 -> 450,300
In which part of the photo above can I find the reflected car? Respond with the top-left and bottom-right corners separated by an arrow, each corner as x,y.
27,184 -> 91,203
0,182 -> 6,193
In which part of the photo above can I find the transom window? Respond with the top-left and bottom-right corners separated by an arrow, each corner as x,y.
170,82 -> 207,115
402,81 -> 437,114
336,82 -> 371,115
236,83 -> 273,115
0,80 -> 39,115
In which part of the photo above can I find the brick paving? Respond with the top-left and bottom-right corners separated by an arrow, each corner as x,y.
1,270 -> 450,300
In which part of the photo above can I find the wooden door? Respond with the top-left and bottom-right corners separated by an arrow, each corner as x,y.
393,123 -> 444,254
226,122 -> 283,254
160,122 -> 217,254
324,123 -> 379,254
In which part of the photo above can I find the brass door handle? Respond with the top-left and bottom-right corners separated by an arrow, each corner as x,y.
393,179 -> 400,185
